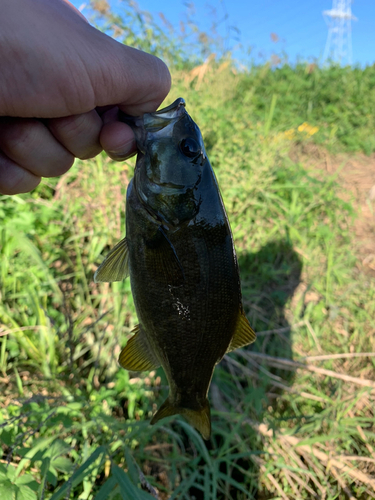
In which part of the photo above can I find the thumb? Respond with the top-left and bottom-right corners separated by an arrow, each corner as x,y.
0,0 -> 171,118
101,43 -> 172,116
86,30 -> 171,116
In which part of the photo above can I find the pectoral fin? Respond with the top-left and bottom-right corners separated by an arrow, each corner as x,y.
227,308 -> 256,352
94,237 -> 129,283
119,324 -> 160,372
145,227 -> 185,286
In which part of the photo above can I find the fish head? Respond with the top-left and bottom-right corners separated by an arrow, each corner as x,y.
121,98 -> 207,226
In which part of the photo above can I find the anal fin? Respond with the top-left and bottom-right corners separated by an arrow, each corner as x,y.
94,237 -> 129,283
227,307 -> 256,352
119,324 -> 160,372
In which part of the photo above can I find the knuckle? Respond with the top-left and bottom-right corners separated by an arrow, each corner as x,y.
77,144 -> 103,160
48,111 -> 102,159
50,113 -> 88,138
0,118 -> 42,156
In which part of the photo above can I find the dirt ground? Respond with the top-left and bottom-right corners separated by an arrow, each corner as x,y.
290,143 -> 375,277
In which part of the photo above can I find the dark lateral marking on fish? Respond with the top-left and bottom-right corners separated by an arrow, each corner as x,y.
144,227 -> 185,286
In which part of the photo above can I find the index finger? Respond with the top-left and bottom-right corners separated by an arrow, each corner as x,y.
99,107 -> 137,160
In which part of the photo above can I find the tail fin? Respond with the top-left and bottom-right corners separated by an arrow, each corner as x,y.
150,398 -> 211,440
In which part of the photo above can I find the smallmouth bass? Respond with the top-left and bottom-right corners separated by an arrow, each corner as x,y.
95,98 -> 255,440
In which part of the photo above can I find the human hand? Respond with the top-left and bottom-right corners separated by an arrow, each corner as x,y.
0,0 -> 171,195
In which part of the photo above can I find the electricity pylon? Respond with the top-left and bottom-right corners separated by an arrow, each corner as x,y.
323,0 -> 357,65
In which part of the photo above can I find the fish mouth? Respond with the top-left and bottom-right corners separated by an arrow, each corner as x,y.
150,97 -> 186,118
119,98 -> 187,138
144,98 -> 186,133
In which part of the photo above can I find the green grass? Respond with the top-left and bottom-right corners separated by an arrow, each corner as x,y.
233,63 -> 375,154
1,5 -> 375,500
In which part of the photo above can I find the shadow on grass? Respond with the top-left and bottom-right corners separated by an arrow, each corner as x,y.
206,238 -> 303,500
241,238 -> 302,365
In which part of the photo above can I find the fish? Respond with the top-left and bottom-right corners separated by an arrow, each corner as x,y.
94,98 -> 255,440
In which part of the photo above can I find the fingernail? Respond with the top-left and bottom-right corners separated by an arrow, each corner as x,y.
107,149 -> 137,161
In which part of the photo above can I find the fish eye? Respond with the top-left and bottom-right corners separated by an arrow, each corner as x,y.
179,138 -> 201,158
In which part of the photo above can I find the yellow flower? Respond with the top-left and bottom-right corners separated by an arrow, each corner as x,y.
298,122 -> 319,136
284,128 -> 295,140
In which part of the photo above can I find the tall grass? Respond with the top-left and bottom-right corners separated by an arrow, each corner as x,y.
1,3 -> 375,499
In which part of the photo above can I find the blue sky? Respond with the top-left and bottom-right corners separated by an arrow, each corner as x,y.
75,1 -> 375,67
